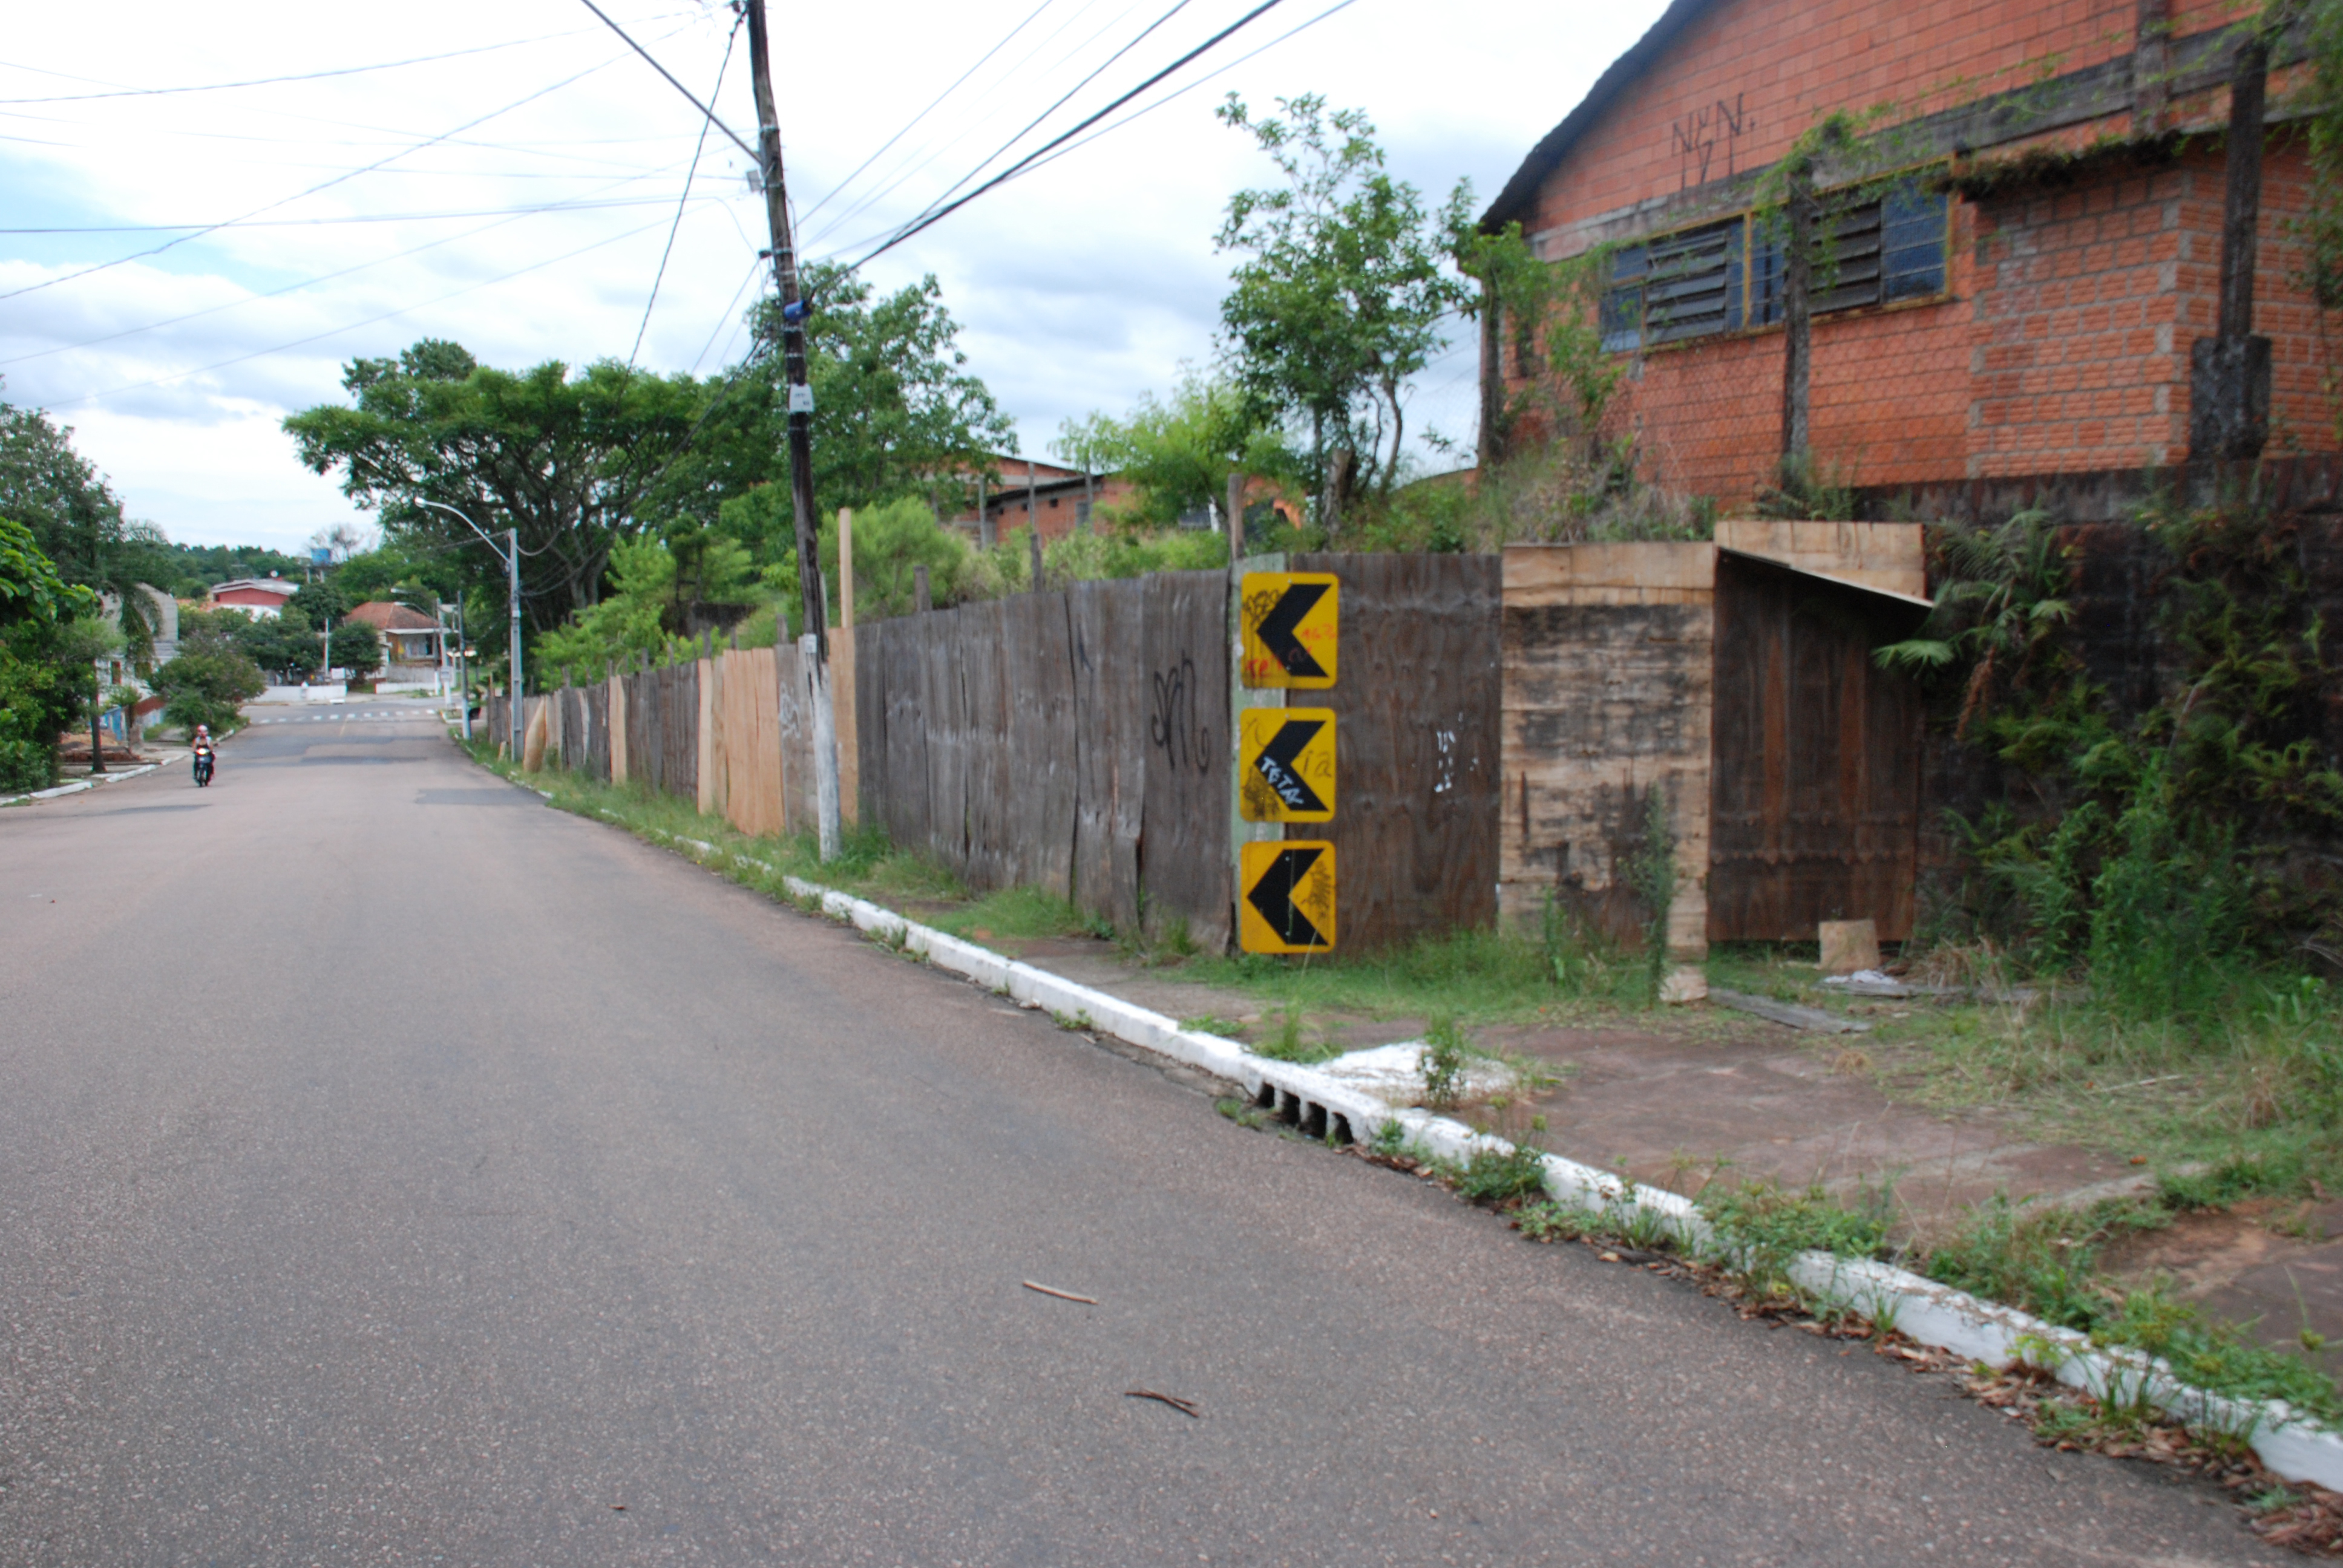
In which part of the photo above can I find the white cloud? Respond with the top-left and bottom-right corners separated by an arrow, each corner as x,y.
0,0 -> 1667,549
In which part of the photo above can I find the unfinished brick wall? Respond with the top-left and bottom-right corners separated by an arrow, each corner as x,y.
1496,0 -> 2343,509
1965,143 -> 2341,477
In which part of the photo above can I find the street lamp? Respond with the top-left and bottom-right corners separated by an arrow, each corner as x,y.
415,500 -> 521,763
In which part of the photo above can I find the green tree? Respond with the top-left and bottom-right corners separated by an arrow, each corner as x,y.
329,619 -> 385,682
1058,371 -> 1293,530
762,263 -> 1012,520
283,339 -> 713,636
149,620 -> 265,735
0,394 -> 166,664
1215,94 -> 1475,532
0,515 -> 100,788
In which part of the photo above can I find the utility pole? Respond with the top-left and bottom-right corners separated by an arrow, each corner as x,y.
745,0 -> 840,859
506,528 -> 523,763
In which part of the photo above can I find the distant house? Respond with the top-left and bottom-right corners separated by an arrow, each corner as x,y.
209,576 -> 300,619
343,601 -> 442,669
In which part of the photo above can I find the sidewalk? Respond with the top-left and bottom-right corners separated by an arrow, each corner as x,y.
962,923 -> 2343,1377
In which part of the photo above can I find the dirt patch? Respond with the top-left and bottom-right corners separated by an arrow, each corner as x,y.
2100,1199 -> 2343,1374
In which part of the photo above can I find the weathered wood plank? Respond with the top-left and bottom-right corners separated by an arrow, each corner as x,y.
1140,570 -> 1231,950
1289,552 -> 1503,950
1069,579 -> 1145,932
1005,591 -> 1076,898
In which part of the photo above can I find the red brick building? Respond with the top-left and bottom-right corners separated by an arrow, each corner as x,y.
1481,0 -> 2336,508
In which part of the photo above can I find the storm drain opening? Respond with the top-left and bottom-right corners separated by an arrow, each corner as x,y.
1297,1101 -> 1328,1139
1326,1113 -> 1354,1146
1273,1089 -> 1302,1126
1253,1081 -> 1277,1110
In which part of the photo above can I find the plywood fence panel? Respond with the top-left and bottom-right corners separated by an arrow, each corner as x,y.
1708,553 -> 1923,941
1139,570 -> 1231,951
1068,580 -> 1145,932
833,629 -> 859,826
1501,544 -> 1714,958
879,621 -> 932,852
958,599 -> 1015,892
1289,553 -> 1502,949
919,609 -> 969,871
1004,593 -> 1076,899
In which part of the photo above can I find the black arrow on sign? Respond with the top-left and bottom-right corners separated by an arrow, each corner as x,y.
1246,845 -> 1328,948
1253,718 -> 1326,814
1254,581 -> 1329,679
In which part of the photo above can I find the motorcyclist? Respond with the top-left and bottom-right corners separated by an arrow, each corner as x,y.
191,724 -> 216,785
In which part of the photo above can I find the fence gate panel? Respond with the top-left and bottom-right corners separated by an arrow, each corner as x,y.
1068,580 -> 1145,932
1290,553 -> 1503,949
1005,592 -> 1077,900
1139,570 -> 1232,950
958,599 -> 1015,892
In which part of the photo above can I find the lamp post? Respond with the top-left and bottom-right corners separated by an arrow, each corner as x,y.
416,501 -> 521,762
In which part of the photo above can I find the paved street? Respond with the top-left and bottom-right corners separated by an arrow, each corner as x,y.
0,719 -> 2282,1566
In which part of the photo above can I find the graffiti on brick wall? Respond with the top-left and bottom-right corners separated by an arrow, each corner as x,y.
1671,93 -> 1750,189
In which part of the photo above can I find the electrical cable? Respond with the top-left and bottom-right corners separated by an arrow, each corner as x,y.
0,30 -> 591,105
800,0 -> 1138,250
632,14 -> 741,364
792,0 -> 1055,229
1001,0 -> 1361,183
844,0 -> 1286,270
0,54 -> 631,305
570,0 -> 756,162
894,0 -> 1192,229
689,256 -> 768,374
47,214 -> 682,410
0,170 -> 713,371
0,192 -> 707,234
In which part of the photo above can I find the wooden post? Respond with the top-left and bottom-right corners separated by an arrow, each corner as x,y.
2133,0 -> 2172,134
1780,158 -> 1814,464
1476,272 -> 1505,471
1227,471 -> 1247,557
839,506 -> 855,630
978,474 -> 992,550
914,563 -> 931,613
1027,517 -> 1044,590
2189,31 -> 2273,460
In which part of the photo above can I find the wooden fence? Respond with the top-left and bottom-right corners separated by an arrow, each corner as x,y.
482,557 -> 1513,953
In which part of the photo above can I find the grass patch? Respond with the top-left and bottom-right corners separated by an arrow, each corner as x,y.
1181,1014 -> 1245,1038
1251,1002 -> 1338,1064
1457,1141 -> 1548,1206
925,885 -> 1106,945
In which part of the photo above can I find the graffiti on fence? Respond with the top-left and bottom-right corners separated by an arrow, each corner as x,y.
1149,655 -> 1212,775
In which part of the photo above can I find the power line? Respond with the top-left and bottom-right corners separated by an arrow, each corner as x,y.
0,30 -> 590,105
633,15 -> 741,365
0,192 -> 715,234
846,0 -> 1287,270
571,0 -> 756,162
0,54 -> 630,305
793,0 -> 1056,229
1003,0 -> 1362,183
801,0 -> 1132,250
899,0 -> 1193,230
47,215 -> 683,410
1,172 -> 713,372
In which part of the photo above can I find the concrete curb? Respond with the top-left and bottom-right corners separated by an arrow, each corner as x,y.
595,812 -> 2343,1491
1,759 -> 170,809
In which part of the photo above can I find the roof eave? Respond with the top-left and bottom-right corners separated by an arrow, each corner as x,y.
1480,0 -> 1721,234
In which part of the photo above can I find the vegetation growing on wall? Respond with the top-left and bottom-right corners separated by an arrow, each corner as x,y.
1894,489 -> 2343,1014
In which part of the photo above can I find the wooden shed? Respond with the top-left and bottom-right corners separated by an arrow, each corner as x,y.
1498,521 -> 1931,963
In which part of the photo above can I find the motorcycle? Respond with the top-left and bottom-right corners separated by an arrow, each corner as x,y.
191,742 -> 215,787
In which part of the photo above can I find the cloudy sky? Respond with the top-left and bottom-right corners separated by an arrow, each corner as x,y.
0,0 -> 1668,553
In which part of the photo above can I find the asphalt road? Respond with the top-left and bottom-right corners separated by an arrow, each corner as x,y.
0,717 -> 2284,1566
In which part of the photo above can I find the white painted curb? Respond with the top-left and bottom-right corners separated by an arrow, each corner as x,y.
1,759 -> 169,808
599,813 -> 2343,1491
